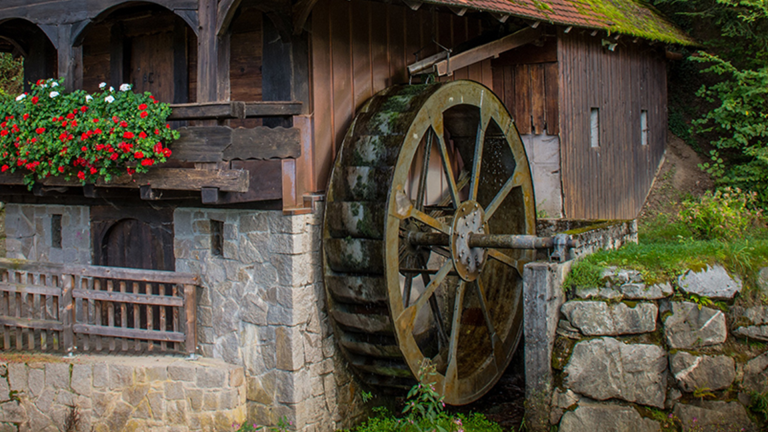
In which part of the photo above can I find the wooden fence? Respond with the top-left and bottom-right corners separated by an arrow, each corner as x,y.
0,258 -> 198,355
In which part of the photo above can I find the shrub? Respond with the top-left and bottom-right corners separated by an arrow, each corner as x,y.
0,78 -> 178,188
679,187 -> 764,240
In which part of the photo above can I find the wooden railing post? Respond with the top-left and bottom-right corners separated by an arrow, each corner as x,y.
61,274 -> 74,355
183,284 -> 197,355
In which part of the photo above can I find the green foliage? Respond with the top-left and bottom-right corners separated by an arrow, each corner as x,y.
0,53 -> 22,97
749,391 -> 768,422
0,78 -> 179,188
233,416 -> 292,432
403,361 -> 447,431
679,187 -> 765,240
687,293 -> 715,310
562,261 -> 604,292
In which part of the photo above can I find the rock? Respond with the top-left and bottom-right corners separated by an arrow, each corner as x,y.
561,301 -> 657,336
620,282 -> 673,300
673,401 -> 757,432
663,302 -> 727,349
564,337 -> 667,408
757,267 -> 768,297
575,287 -> 623,300
743,351 -> 768,393
670,352 -> 736,392
734,325 -> 768,341
557,319 -> 582,339
559,403 -> 661,432
743,306 -> 768,325
666,388 -> 682,410
677,265 -> 742,299
601,267 -> 644,287
550,389 -> 580,425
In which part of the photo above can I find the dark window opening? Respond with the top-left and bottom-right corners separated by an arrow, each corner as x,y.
211,220 -> 224,257
51,214 -> 62,249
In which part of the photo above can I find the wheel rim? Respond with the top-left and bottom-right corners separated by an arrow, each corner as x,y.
324,80 -> 535,405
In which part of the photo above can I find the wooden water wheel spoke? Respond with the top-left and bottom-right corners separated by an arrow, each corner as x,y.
474,278 -> 502,362
484,169 -> 525,222
486,248 -> 526,276
325,81 -> 534,405
396,260 -> 452,334
469,114 -> 490,202
434,128 -> 461,209
444,280 -> 466,390
415,131 -> 434,211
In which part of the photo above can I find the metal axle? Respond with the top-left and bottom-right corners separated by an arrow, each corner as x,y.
406,232 -> 578,249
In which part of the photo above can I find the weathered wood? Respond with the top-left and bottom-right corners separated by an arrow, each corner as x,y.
60,275 -> 74,353
434,27 -> 542,76
224,127 -> 301,160
0,282 -> 60,297
73,324 -> 186,342
169,102 -> 245,120
244,102 -> 302,117
217,0 -> 242,35
0,316 -> 63,331
184,285 -> 196,354
200,187 -> 220,204
73,289 -> 183,307
173,20 -> 189,104
109,22 -> 125,87
197,0 -> 218,102
212,159 -> 282,204
0,259 -> 197,285
171,126 -> 232,161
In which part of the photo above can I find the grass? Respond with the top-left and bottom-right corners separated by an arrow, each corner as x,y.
564,213 -> 768,292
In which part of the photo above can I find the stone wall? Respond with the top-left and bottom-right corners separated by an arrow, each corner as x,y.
0,355 -> 245,432
174,207 -> 353,431
5,204 -> 90,264
549,265 -> 768,432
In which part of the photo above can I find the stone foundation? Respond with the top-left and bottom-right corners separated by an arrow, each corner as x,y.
0,354 -> 245,432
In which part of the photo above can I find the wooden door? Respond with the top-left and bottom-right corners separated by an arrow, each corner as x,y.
92,207 -> 175,271
129,31 -> 175,102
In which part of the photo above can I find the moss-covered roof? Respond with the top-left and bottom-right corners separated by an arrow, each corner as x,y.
423,0 -> 696,45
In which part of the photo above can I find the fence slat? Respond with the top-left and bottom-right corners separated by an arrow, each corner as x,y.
60,275 -> 74,354
73,324 -> 185,342
184,285 -> 197,355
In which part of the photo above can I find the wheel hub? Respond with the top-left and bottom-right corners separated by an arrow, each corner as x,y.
450,201 -> 488,281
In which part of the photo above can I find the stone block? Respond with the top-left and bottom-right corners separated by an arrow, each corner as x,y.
219,389 -> 238,410
7,364 -> 26,392
123,384 -> 150,406
45,363 -> 70,390
166,400 -> 188,425
0,401 -> 28,424
203,392 -> 218,411
108,365 -> 134,390
670,352 -> 736,392
561,301 -> 657,335
229,368 -> 245,388
145,366 -> 167,382
165,382 -> 185,400
620,282 -> 674,300
564,337 -> 667,408
276,327 -> 305,371
187,389 -> 203,411
247,374 -> 275,405
559,403 -> 660,432
92,363 -> 108,388
663,302 -> 727,349
55,390 -> 76,407
735,325 -> 768,341
147,392 -> 164,420
71,364 -> 92,396
678,265 -> 742,299
673,401 -> 757,432
240,213 -> 269,233
743,352 -> 768,393
168,364 -> 195,382
196,368 -> 226,389
0,381 -> 8,403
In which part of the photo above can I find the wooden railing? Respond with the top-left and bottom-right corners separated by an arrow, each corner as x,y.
0,259 -> 198,355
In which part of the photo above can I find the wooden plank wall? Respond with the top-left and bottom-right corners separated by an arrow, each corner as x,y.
557,29 -> 667,220
491,37 -> 559,136
310,0 -> 491,191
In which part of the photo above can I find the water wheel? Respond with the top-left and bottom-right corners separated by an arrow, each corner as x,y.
323,80 -> 535,405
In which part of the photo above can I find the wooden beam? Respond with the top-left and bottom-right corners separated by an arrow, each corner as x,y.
217,0 -> 242,36
0,258 -> 198,285
224,127 -> 301,160
244,101 -> 303,117
200,187 -> 220,204
169,102 -> 246,120
197,0 -> 218,102
292,0 -> 319,34
435,27 -> 542,76
0,168 -> 249,193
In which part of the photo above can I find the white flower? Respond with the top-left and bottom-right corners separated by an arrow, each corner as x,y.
109,86 -> 114,92
119,83 -> 131,91
104,95 -> 115,103
99,82 -> 106,89
85,95 -> 93,103
51,82 -> 58,87
15,94 -> 25,101
49,91 -> 59,98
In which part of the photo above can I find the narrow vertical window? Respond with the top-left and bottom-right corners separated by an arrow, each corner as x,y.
590,108 -> 600,148
51,214 -> 62,249
211,220 -> 224,257
640,110 -> 649,146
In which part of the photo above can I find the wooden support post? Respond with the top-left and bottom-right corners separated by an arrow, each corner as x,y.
56,24 -> 81,90
61,275 -> 74,355
173,20 -> 189,104
110,23 -> 125,88
197,0 -> 218,103
200,187 -> 220,204
183,284 -> 197,355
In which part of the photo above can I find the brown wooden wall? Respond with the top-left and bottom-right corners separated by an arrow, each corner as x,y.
557,30 -> 667,220
491,37 -> 559,136
310,0 -> 492,190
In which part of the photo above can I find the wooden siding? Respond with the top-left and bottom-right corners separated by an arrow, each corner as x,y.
558,30 -> 667,220
491,37 -> 560,136
310,0 -> 491,191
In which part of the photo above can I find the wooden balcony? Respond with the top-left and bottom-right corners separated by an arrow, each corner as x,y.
0,258 -> 198,355
0,101 -> 305,204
